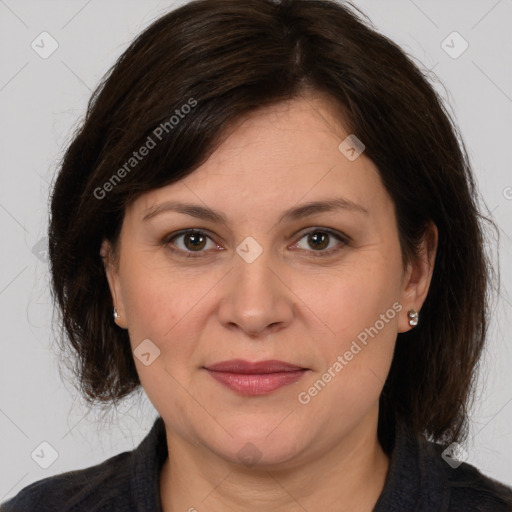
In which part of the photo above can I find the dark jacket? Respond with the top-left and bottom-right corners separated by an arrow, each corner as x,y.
2,416 -> 511,511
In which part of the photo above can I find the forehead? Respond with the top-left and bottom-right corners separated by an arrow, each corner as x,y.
128,95 -> 390,225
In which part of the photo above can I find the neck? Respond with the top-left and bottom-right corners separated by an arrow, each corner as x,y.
159,407 -> 390,512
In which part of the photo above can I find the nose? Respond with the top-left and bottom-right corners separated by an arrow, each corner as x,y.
217,247 -> 294,338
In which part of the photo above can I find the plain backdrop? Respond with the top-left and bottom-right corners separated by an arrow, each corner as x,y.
1,0 -> 511,502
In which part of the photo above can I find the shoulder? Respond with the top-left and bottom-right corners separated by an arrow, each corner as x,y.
379,421 -> 512,512
423,438 -> 512,511
1,416 -> 166,512
0,450 -> 134,512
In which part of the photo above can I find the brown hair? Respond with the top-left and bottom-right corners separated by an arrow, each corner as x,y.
48,0 -> 498,448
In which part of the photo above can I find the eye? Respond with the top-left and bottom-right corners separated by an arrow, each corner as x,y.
164,227 -> 349,258
165,229 -> 220,257
293,228 -> 348,257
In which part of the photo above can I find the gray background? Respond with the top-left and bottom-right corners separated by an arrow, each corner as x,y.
1,0 -> 511,501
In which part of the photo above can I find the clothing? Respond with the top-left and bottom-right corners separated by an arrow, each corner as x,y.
2,416 -> 511,511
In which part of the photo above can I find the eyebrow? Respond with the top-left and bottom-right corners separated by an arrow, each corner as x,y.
142,197 -> 369,225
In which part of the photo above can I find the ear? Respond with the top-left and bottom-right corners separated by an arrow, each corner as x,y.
397,221 -> 438,333
100,238 -> 127,329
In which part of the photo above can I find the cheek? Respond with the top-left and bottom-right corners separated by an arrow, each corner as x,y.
119,247 -> 188,327
300,254 -> 402,402
297,301 -> 399,428
121,274 -> 170,336
119,255 -> 223,371
117,254 -> 186,356
120,265 -> 202,418
309,258 -> 402,345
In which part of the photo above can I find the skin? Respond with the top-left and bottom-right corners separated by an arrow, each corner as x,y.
101,93 -> 437,512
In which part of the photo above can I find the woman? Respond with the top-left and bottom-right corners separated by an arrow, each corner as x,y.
2,0 -> 511,510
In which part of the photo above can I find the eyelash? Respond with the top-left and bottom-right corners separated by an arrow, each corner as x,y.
163,228 -> 350,259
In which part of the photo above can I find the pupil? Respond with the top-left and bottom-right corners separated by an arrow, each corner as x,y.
311,232 -> 328,250
187,233 -> 205,250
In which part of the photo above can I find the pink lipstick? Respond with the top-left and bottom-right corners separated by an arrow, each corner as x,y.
204,359 -> 308,396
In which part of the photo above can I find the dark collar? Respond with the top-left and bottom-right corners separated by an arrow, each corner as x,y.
374,420 -> 449,511
130,416 -> 167,512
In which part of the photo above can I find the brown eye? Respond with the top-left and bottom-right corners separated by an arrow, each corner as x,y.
181,232 -> 208,251
307,231 -> 330,250
166,230 -> 217,257
294,228 -> 348,257
165,227 -> 348,259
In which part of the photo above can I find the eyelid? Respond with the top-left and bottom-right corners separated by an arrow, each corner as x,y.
164,227 -> 350,258
164,229 -> 221,257
291,227 -> 349,256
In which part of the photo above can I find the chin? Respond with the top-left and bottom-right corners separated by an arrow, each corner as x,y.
209,425 -> 308,469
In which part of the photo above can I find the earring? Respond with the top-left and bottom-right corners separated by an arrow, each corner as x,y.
113,307 -> 120,320
408,309 -> 419,327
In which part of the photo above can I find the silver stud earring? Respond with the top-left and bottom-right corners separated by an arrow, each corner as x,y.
408,309 -> 419,327
113,307 -> 120,320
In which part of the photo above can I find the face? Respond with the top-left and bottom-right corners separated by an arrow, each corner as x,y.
102,94 -> 436,469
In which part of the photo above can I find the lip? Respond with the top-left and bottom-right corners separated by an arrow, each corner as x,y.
204,359 -> 308,396
205,359 -> 306,374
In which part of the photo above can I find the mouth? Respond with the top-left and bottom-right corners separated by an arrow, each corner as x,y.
203,359 -> 309,395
